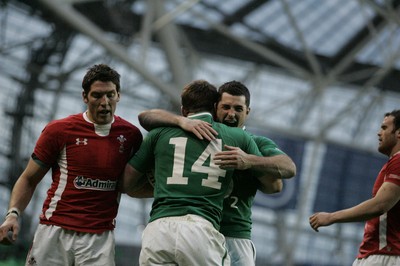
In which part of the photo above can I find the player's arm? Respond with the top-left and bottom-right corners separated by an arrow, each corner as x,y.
138,109 -> 217,140
119,164 -> 153,198
214,147 -> 286,193
257,176 -> 283,194
309,181 -> 400,232
251,154 -> 294,193
0,158 -> 49,243
214,145 -> 296,179
126,181 -> 154,198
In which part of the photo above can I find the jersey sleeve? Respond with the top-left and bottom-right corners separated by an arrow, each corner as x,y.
32,121 -> 65,167
126,125 -> 143,158
239,131 -> 261,157
128,129 -> 158,173
252,135 -> 286,157
247,135 -> 268,179
385,154 -> 400,186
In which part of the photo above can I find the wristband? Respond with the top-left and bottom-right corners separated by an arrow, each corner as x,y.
5,207 -> 20,219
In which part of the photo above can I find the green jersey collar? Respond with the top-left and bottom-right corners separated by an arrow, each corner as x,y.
187,112 -> 213,123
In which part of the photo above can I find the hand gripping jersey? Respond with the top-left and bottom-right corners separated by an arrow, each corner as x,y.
33,113 -> 142,233
357,152 -> 400,258
129,113 -> 263,230
219,133 -> 286,239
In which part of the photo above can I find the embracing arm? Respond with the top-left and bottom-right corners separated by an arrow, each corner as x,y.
255,154 -> 294,193
138,109 -> 217,140
214,145 -> 295,194
244,153 -> 292,193
139,109 -> 183,131
258,176 -> 283,194
119,164 -> 153,198
214,145 -> 296,179
249,153 -> 296,179
309,182 -> 400,232
0,158 -> 48,242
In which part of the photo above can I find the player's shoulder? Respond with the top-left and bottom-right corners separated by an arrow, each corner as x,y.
113,114 -> 133,126
142,126 -> 171,142
250,133 -> 286,156
391,152 -> 400,160
45,113 -> 81,130
387,153 -> 400,170
388,153 -> 400,163
113,115 -> 141,131
251,133 -> 276,145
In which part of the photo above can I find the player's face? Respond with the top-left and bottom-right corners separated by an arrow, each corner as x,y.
216,92 -> 249,128
377,115 -> 399,156
83,81 -> 120,125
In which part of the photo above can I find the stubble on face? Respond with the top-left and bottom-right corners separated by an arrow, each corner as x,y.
216,93 -> 248,128
378,115 -> 398,157
83,81 -> 120,125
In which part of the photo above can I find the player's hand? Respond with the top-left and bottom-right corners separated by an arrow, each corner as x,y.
309,212 -> 332,232
179,119 -> 218,141
214,145 -> 252,170
0,216 -> 19,245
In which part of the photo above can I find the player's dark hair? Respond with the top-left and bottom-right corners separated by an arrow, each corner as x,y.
218,80 -> 251,107
82,64 -> 121,94
385,109 -> 400,132
181,80 -> 218,115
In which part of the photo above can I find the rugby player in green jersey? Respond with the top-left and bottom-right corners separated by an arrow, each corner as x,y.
136,80 -> 296,265
120,80 -> 271,265
214,81 -> 296,265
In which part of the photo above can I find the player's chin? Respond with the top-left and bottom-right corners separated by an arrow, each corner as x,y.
223,121 -> 238,127
96,113 -> 113,124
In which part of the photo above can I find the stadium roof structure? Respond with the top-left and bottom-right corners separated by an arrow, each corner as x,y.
0,0 -> 398,186
1,1 -> 399,264
0,0 -> 400,135
0,0 -> 399,189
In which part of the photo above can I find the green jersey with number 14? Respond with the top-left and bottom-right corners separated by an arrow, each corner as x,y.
129,113 -> 262,230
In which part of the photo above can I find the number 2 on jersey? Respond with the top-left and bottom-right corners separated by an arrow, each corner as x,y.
167,137 -> 227,189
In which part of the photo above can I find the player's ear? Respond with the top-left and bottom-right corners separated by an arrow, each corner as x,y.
82,90 -> 88,103
246,107 -> 251,115
181,106 -> 189,117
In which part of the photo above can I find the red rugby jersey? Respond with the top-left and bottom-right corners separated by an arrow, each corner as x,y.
33,113 -> 142,233
357,152 -> 400,258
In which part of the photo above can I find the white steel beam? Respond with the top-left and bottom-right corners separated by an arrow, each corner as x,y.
38,0 -> 181,107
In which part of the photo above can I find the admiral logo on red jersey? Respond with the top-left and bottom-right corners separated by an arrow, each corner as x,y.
74,176 -> 116,191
